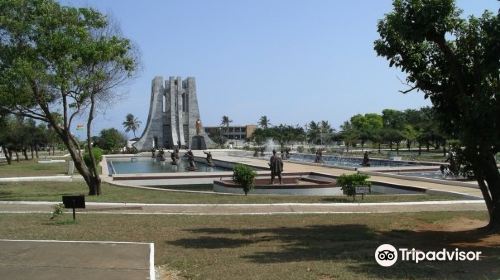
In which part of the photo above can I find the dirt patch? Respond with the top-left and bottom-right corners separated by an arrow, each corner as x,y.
156,265 -> 185,280
417,217 -> 500,248
420,217 -> 488,232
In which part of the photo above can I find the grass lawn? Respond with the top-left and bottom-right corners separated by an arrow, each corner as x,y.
0,160 -> 67,178
0,211 -> 498,279
0,181 -> 470,204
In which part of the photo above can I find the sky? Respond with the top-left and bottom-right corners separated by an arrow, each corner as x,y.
63,0 -> 499,138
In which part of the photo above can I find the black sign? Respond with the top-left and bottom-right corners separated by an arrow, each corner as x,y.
62,195 -> 85,209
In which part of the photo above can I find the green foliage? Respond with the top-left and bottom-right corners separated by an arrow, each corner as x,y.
375,0 -> 500,227
83,147 -> 103,168
0,0 -> 139,196
95,128 -> 127,153
336,174 -> 371,200
296,146 -> 304,153
50,203 -> 65,220
122,114 -> 141,139
232,164 -> 257,195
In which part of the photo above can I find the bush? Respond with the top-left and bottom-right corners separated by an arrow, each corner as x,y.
83,147 -> 103,167
296,146 -> 304,153
232,164 -> 257,195
336,173 -> 371,200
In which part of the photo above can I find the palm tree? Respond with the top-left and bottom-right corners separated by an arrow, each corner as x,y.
221,115 -> 232,133
258,115 -> 271,129
122,113 -> 141,138
319,120 -> 334,146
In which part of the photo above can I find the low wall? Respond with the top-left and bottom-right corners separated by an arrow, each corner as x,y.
213,180 -> 343,196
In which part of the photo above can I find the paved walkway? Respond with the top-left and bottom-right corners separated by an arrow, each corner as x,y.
0,200 -> 487,215
0,240 -> 153,280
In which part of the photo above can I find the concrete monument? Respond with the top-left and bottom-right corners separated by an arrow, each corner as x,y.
134,76 -> 211,151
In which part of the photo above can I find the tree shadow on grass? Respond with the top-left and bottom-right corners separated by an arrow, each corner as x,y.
168,224 -> 500,279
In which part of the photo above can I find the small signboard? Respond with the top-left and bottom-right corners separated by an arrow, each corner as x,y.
62,195 -> 85,220
355,186 -> 370,200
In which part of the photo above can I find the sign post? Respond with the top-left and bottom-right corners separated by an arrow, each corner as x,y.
62,195 -> 85,221
355,186 -> 370,200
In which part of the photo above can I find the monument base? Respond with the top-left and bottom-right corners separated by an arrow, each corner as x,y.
191,135 -> 207,150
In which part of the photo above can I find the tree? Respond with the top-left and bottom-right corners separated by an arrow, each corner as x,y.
351,113 -> 383,150
306,121 -> 318,144
96,128 -> 127,153
0,0 -> 139,195
375,0 -> 500,229
221,115 -> 233,138
319,120 -> 335,146
402,124 -> 418,151
258,115 -> 271,129
340,121 -> 359,152
122,113 -> 141,138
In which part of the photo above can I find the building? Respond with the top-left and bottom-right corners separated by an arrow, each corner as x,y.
204,125 -> 256,141
133,76 -> 212,151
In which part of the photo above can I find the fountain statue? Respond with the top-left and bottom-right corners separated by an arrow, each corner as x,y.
185,149 -> 197,171
204,151 -> 214,167
361,151 -> 371,167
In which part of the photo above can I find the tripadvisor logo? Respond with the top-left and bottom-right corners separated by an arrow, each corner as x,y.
375,244 -> 482,267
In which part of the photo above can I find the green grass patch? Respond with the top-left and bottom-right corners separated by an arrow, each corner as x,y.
0,211 -> 496,279
0,160 -> 67,177
0,181 -> 470,204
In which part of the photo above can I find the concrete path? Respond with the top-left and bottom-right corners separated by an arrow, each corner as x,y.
0,240 -> 153,280
0,200 -> 487,215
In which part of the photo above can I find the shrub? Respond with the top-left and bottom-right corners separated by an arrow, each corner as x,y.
50,203 -> 65,220
232,164 -> 257,195
83,147 -> 103,167
296,146 -> 304,153
336,173 -> 371,201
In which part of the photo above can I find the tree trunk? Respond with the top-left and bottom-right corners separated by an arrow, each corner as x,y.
396,143 -> 400,155
418,142 -> 422,155
35,146 -> 39,158
474,152 -> 500,231
426,143 -> 430,152
407,141 -> 411,151
15,151 -> 19,162
30,146 -> 34,159
62,134 -> 101,196
2,146 -> 11,165
22,149 -> 28,160
378,143 -> 381,154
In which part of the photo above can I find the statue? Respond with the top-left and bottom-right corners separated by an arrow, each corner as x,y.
185,149 -> 197,171
361,151 -> 371,167
156,148 -> 166,161
169,150 -> 178,165
268,150 -> 283,184
314,149 -> 323,163
195,119 -> 202,136
203,151 -> 214,166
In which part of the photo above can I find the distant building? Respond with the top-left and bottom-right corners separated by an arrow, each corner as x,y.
204,125 -> 256,141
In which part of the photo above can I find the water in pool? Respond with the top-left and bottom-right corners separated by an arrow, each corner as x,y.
108,157 -> 230,174
288,153 -> 419,168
